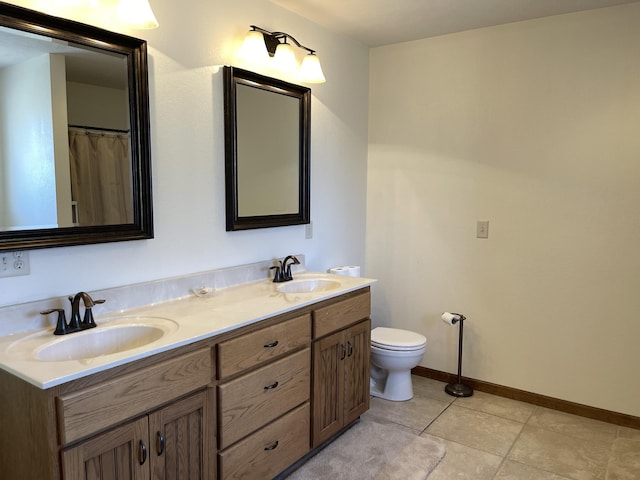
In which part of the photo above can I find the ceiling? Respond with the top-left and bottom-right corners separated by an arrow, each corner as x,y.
272,0 -> 640,47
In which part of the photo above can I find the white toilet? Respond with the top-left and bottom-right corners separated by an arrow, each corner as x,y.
370,327 -> 427,401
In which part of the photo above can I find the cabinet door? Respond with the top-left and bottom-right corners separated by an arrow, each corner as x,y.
62,417 -> 149,480
149,390 -> 214,480
343,319 -> 370,425
311,329 -> 345,446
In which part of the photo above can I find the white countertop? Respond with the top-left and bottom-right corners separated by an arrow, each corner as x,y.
0,272 -> 375,389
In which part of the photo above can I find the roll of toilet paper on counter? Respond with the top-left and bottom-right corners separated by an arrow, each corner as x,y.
329,265 -> 361,277
441,312 -> 460,326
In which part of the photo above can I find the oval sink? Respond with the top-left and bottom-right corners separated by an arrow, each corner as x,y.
276,278 -> 341,294
10,316 -> 179,362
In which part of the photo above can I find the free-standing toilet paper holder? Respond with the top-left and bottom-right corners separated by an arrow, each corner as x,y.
442,312 -> 474,397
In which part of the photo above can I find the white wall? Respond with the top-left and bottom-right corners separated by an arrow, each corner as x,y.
0,0 -> 369,306
0,54 -> 59,229
367,3 -> 640,417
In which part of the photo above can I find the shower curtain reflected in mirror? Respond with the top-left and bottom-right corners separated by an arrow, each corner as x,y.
68,127 -> 133,226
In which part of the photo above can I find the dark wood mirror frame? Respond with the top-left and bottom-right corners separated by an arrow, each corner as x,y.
223,66 -> 310,231
0,2 -> 153,251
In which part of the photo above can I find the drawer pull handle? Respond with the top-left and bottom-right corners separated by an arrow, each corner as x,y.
264,381 -> 279,390
264,340 -> 279,348
156,431 -> 165,455
347,341 -> 353,357
139,440 -> 147,465
340,344 -> 346,360
264,441 -> 279,451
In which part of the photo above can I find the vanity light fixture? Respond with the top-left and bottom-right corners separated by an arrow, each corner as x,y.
116,0 -> 159,29
240,25 -> 326,83
39,0 -> 159,30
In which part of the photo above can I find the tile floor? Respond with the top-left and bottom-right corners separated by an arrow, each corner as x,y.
360,376 -> 640,480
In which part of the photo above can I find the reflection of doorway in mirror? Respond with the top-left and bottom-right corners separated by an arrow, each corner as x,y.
236,84 -> 300,216
68,128 -> 133,226
66,73 -> 133,226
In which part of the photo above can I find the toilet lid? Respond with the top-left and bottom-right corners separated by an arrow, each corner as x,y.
371,327 -> 426,351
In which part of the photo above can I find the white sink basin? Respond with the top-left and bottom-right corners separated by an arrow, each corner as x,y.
8,316 -> 178,362
276,278 -> 341,294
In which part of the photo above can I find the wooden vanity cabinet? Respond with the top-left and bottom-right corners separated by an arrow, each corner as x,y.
0,346 -> 216,480
311,291 -> 371,447
62,414 -> 148,480
59,349 -> 215,480
216,313 -> 312,480
0,286 -> 372,480
62,390 -> 211,480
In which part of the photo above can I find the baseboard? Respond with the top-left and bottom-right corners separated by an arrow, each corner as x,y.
412,366 -> 640,430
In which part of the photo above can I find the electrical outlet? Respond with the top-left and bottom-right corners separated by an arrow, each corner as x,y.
476,220 -> 489,239
305,221 -> 313,239
0,251 -> 30,278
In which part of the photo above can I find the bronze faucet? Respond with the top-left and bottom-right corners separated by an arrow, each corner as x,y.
271,255 -> 301,283
40,292 -> 105,335
282,255 -> 300,281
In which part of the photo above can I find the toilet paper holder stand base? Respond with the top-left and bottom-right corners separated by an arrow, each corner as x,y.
444,312 -> 474,398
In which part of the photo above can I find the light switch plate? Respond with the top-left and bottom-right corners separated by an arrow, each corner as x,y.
476,221 -> 489,239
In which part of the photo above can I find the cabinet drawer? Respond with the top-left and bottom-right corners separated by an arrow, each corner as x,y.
218,403 -> 310,480
217,313 -> 310,379
57,348 -> 213,444
218,348 -> 310,449
313,290 -> 371,339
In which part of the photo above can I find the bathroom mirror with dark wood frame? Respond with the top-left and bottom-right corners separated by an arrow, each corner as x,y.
0,2 -> 153,251
223,66 -> 310,231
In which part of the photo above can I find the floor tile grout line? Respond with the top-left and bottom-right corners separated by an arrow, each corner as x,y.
490,415 -> 529,479
603,429 -> 619,480
418,395 -> 458,436
451,399 -> 536,424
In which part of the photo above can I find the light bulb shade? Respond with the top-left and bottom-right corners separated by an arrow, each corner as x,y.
117,0 -> 159,29
273,42 -> 298,74
238,29 -> 270,66
300,53 -> 326,83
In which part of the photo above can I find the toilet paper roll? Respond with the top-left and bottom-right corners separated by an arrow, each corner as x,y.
328,265 -> 361,277
441,312 -> 460,326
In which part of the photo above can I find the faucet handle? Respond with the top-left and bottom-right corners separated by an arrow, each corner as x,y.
41,308 -> 68,335
82,299 -> 105,329
270,265 -> 284,283
82,308 -> 97,329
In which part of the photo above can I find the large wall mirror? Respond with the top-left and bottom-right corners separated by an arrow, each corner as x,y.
0,2 -> 153,251
223,66 -> 310,231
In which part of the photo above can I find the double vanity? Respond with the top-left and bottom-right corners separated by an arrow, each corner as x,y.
0,270 -> 375,480
0,5 -> 370,478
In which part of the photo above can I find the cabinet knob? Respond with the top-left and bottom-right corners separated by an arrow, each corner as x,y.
264,381 -> 279,390
139,440 -> 147,465
156,431 -> 165,455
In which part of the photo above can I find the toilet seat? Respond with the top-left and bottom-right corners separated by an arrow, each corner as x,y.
371,327 -> 426,352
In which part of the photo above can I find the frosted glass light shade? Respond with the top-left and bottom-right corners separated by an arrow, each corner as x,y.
273,42 -> 298,74
238,30 -> 270,66
300,53 -> 326,83
117,0 -> 159,29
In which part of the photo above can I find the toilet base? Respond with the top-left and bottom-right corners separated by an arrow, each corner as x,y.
369,369 -> 414,402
